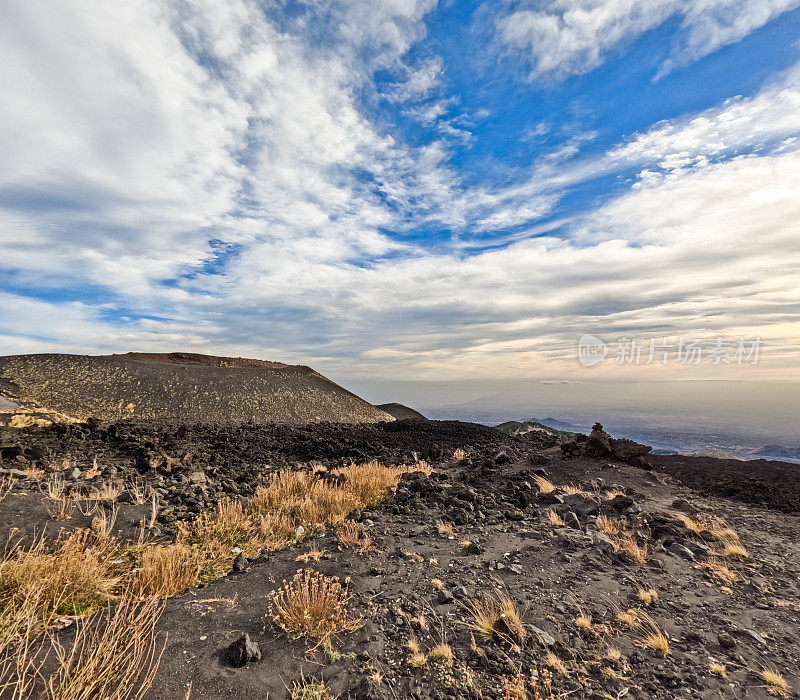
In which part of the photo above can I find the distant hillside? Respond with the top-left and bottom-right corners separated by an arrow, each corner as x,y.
375,403 -> 427,421
495,419 -> 577,441
0,352 -> 392,425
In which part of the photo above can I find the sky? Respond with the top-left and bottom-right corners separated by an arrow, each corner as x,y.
1,0 -> 800,387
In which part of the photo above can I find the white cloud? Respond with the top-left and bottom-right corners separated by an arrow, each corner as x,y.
495,0 -> 800,81
610,63 -> 800,167
1,0 -> 799,384
386,57 -> 444,101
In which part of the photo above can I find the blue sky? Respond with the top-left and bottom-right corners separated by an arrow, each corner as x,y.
1,0 -> 799,383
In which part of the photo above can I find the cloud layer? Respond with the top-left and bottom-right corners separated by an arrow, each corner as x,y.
1,0 -> 799,383
495,0 -> 800,80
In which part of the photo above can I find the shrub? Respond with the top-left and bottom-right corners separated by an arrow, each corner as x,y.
268,570 -> 359,650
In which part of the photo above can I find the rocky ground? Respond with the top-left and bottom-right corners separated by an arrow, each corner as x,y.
1,419 -> 799,699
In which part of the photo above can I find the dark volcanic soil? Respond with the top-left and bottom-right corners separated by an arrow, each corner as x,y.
652,454 -> 800,514
1,420 -> 799,699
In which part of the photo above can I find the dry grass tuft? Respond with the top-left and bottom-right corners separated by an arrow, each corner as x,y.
761,670 -> 789,697
45,473 -> 67,500
452,449 -> 468,463
135,542 -> 202,598
595,515 -> 620,535
335,521 -> 373,551
42,591 -> 164,700
501,674 -> 527,700
431,578 -> 445,590
561,484 -> 587,496
429,644 -> 454,662
0,461 -> 416,694
90,482 -> 122,502
720,542 -> 748,559
574,613 -> 592,632
533,476 -> 555,494
636,586 -> 659,606
289,678 -> 335,700
46,496 -> 74,521
0,476 -> 13,503
407,638 -> 427,667
615,535 -> 648,564
436,520 -> 455,538
603,645 -> 624,663
616,608 -> 638,628
679,515 -> 749,559
0,529 -> 120,619
464,591 -> 527,644
22,467 -> 45,480
544,652 -> 568,676
698,559 -> 738,585
709,662 -> 727,678
296,546 -> 324,563
633,612 -> 669,656
545,509 -> 564,527
268,569 -> 359,650
92,505 -> 118,539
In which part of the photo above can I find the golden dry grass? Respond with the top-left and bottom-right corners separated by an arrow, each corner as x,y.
545,509 -> 564,527
407,638 -> 427,667
698,559 -> 738,585
452,449 -> 468,463
464,590 -> 527,643
0,476 -> 13,503
533,476 -> 555,494
22,467 -> 45,480
636,586 -> 659,606
761,670 -> 789,697
544,652 -> 568,676
595,514 -> 620,535
268,569 -> 359,650
42,592 -> 164,700
295,546 -> 324,563
46,496 -> 74,521
135,542 -> 202,598
429,644 -> 454,662
289,678 -> 335,700
679,515 -> 748,558
436,520 -> 455,537
709,662 -> 727,678
335,521 -> 373,551
615,535 -> 648,564
1,461 -> 413,692
45,473 -> 67,500
720,542 -> 749,559
501,674 -> 527,700
574,613 -> 592,632
561,484 -> 587,496
336,520 -> 372,552
89,482 -> 123,502
633,612 -> 669,656
0,529 -> 121,619
616,608 -> 638,628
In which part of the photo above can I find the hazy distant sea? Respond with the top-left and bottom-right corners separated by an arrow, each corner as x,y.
423,408 -> 800,464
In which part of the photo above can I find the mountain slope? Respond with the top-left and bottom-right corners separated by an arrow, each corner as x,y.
0,352 -> 392,424
375,402 -> 427,421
